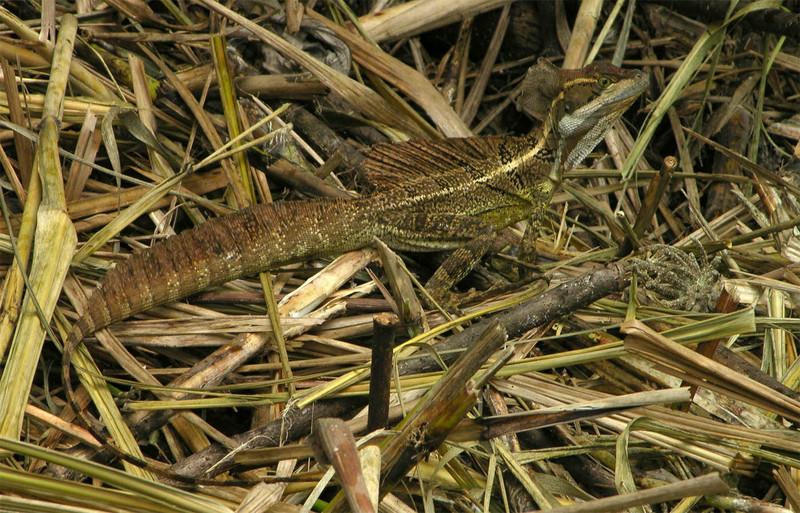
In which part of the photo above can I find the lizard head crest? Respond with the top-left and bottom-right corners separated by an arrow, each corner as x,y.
516,58 -> 649,175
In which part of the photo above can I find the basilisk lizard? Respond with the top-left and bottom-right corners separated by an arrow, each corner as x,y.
61,59 -> 647,467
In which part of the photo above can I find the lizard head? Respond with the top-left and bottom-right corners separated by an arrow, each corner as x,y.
516,58 -> 649,176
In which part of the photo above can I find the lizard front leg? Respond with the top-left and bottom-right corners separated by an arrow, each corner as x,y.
517,203 -> 547,278
379,212 -> 496,307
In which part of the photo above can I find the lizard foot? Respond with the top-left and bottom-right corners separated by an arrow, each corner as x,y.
629,242 -> 723,312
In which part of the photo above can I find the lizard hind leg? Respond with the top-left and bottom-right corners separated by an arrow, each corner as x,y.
517,206 -> 547,279
424,234 -> 495,303
378,212 -> 497,307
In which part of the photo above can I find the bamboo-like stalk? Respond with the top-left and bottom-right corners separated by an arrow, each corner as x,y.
0,438 -> 234,513
563,0 -> 603,68
459,3 -> 510,126
0,114 -> 40,358
622,320 -> 800,422
541,473 -> 728,513
358,0 -> 512,43
307,9 -> 469,138
0,14 -> 79,456
0,6 -> 114,99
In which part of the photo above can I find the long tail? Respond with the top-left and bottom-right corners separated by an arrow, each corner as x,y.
60,197 -> 371,479
72,198 -> 365,336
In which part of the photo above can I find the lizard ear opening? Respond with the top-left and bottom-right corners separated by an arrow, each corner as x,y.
514,58 -> 562,122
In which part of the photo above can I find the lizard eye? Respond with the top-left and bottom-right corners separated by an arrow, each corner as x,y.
597,76 -> 613,88
564,101 -> 574,114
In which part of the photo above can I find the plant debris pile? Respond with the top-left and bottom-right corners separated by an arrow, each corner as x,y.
0,1 -> 798,512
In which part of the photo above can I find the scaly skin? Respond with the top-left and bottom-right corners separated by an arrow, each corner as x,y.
62,59 -> 648,475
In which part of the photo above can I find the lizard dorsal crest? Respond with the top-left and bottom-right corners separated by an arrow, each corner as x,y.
362,136 -> 511,191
